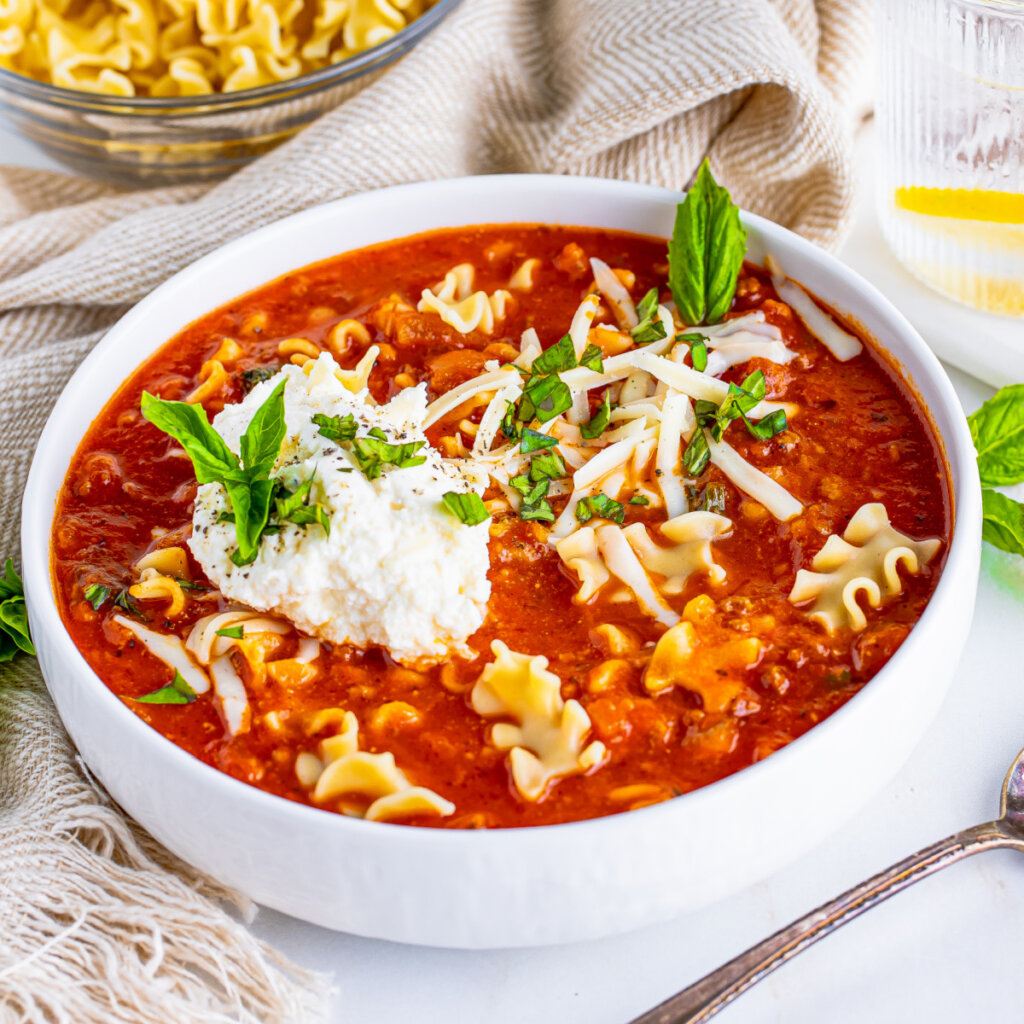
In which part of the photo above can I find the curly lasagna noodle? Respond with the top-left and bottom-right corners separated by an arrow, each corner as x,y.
53,214 -> 950,828
0,0 -> 438,96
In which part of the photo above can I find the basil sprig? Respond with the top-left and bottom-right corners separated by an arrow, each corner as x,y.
668,159 -> 747,326
0,558 -> 34,662
142,380 -> 287,566
441,492 -> 490,526
969,384 -> 1024,557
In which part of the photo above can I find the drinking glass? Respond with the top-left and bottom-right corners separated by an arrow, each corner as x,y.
876,0 -> 1024,316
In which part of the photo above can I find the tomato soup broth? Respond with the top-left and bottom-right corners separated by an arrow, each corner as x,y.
52,225 -> 950,828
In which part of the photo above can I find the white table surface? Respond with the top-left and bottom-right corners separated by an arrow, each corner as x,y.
4,122 -> 1024,1024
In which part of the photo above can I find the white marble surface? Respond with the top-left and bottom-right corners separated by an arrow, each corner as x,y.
4,125 -> 1023,1023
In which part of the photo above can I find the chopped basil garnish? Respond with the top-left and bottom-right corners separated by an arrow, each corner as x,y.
696,481 -> 727,514
628,494 -> 650,506
530,334 -> 578,376
501,400 -> 522,442
216,625 -> 245,640
682,427 -> 711,476
313,412 -> 358,443
745,408 -> 789,441
441,491 -> 490,526
668,159 -> 747,325
239,366 -> 283,393
693,370 -> 786,445
579,343 -> 604,373
142,378 -> 287,567
631,287 -> 668,345
351,430 -> 427,480
83,583 -> 109,610
510,475 -> 555,522
0,558 -> 34,663
519,500 -> 556,523
575,493 -> 625,524
580,389 -> 612,440
520,374 -> 573,424
519,428 -> 557,453
132,669 -> 198,705
112,587 -> 146,620
529,450 -> 566,482
677,333 -> 709,372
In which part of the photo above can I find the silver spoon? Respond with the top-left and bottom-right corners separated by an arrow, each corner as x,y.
629,743 -> 1024,1024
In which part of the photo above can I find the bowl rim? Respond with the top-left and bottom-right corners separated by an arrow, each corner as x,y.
0,0 -> 461,114
21,172 -> 982,850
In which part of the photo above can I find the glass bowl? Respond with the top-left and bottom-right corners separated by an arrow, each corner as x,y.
0,0 -> 461,188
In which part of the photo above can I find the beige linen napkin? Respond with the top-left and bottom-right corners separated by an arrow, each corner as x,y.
0,0 -> 870,1019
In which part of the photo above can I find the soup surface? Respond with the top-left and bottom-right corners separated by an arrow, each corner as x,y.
52,224 -> 950,828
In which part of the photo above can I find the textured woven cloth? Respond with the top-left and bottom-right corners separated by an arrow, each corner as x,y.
0,0 -> 871,1019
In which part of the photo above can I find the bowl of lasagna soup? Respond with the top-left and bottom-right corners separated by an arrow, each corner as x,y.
21,174 -> 981,948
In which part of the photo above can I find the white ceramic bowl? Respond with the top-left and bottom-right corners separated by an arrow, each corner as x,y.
21,175 -> 981,949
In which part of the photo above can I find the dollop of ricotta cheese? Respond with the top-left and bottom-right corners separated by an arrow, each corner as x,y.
189,352 -> 491,667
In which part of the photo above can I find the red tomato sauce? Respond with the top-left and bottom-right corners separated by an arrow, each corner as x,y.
51,225 -> 951,828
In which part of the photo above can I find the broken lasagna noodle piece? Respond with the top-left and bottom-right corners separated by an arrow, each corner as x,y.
53,220 -> 950,829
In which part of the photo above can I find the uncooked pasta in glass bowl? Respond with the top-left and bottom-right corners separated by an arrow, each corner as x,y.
0,0 -> 460,186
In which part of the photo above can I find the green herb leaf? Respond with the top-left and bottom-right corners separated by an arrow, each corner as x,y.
744,408 -> 788,441
141,392 -> 243,486
529,451 -> 566,482
216,625 -> 245,640
697,481 -> 727,514
531,334 -> 578,376
631,288 -> 668,345
682,427 -> 711,476
239,378 -> 287,477
83,583 -> 110,611
283,503 -> 332,535
580,389 -> 613,440
519,499 -> 555,523
677,333 -> 709,372
501,400 -> 522,442
275,476 -> 313,518
510,474 -> 550,505
240,366 -> 283,393
227,476 -> 276,566
579,344 -> 604,373
981,488 -> 1024,556
351,435 -> 427,480
441,491 -> 491,526
313,411 -> 358,443
629,494 -> 650,506
521,374 -> 573,423
0,559 -> 34,662
519,427 -> 557,453
575,493 -> 625,524
668,159 -> 747,325
132,669 -> 198,705
112,588 -> 145,620
969,384 -> 1024,487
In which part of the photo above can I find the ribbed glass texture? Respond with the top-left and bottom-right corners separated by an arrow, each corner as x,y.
876,0 -> 1024,316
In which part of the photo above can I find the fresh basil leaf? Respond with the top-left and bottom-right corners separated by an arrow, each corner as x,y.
216,625 -> 245,639
529,451 -> 566,482
519,427 -> 557,453
519,499 -> 555,523
239,378 -> 287,478
0,560 -> 34,662
275,476 -> 314,519
668,159 -> 747,325
284,503 -> 332,535
140,393 -> 243,485
635,287 -> 659,323
510,474 -> 550,505
132,669 -> 198,705
580,389 -> 612,440
227,476 -> 276,566
981,488 -> 1024,556
83,583 -> 110,610
682,428 -> 711,476
579,344 -> 604,373
441,491 -> 490,526
351,436 -> 427,480
677,333 -> 710,372
575,493 -> 625,525
743,408 -> 788,441
501,400 -> 522,442
112,587 -> 145,621
312,411 -> 358,443
521,374 -> 573,423
531,334 -> 578,376
629,494 -> 650,506
969,384 -> 1024,487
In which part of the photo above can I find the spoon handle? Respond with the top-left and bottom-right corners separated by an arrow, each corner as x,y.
629,820 -> 1019,1024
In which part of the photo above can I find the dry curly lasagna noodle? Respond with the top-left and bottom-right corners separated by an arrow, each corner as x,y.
0,0 -> 438,96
